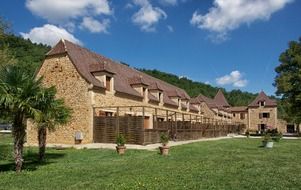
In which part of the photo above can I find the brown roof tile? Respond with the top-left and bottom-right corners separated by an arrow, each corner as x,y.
148,93 -> 159,103
196,94 -> 218,109
128,76 -> 149,86
230,106 -> 248,112
248,91 -> 277,107
47,39 -> 191,104
214,89 -> 230,107
148,82 -> 164,91
189,105 -> 199,112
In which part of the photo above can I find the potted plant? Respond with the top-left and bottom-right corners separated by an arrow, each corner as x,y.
262,133 -> 273,148
116,134 -> 126,155
159,133 -> 169,155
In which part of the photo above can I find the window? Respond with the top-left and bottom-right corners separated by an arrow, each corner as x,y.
233,113 -> 236,117
263,113 -> 270,118
259,113 -> 270,118
259,101 -> 265,106
142,87 -> 146,97
106,76 -> 111,91
158,92 -> 162,102
258,124 -> 266,132
240,113 -> 245,120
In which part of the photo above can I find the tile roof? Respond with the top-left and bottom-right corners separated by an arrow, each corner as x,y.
189,105 -> 199,112
47,39 -> 190,105
148,82 -> 164,91
191,93 -> 233,114
230,106 -> 248,112
214,89 -> 230,107
148,93 -> 159,103
195,94 -> 218,109
128,76 -> 150,86
248,91 -> 277,107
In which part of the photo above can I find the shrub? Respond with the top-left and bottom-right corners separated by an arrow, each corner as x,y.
116,134 -> 126,146
262,133 -> 273,142
160,133 -> 169,146
263,129 -> 283,143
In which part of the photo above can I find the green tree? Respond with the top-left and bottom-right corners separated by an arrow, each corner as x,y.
34,86 -> 71,161
275,37 -> 301,127
0,65 -> 42,172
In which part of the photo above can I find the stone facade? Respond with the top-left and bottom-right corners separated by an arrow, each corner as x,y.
248,107 -> 277,132
27,54 -> 93,144
28,39 -> 295,146
27,53 -> 223,145
232,111 -> 248,128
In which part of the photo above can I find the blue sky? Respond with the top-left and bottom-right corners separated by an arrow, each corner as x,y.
1,0 -> 301,95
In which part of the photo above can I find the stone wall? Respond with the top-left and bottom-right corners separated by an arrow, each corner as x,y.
248,107 -> 277,132
27,54 -> 93,145
232,111 -> 248,129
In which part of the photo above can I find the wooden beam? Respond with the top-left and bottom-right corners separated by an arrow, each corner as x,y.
116,107 -> 119,135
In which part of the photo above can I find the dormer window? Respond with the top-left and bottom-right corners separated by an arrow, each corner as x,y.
158,92 -> 163,103
259,101 -> 265,107
106,76 -> 111,91
142,87 -> 146,98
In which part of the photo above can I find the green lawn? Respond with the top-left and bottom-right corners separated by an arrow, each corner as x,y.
0,134 -> 300,190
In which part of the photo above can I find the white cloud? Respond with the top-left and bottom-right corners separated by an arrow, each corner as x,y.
25,0 -> 112,33
167,25 -> 174,32
20,24 -> 82,47
26,0 -> 111,23
191,0 -> 293,41
132,0 -> 167,32
80,17 -> 110,33
159,0 -> 178,6
216,70 -> 248,88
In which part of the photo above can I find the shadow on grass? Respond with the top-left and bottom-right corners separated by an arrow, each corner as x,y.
0,152 -> 65,172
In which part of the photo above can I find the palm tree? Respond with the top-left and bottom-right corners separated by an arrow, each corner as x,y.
34,86 -> 71,161
0,65 -> 42,172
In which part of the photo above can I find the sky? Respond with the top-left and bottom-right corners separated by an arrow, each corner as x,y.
1,0 -> 301,96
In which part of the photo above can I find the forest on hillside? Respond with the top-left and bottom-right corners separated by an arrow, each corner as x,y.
0,34 -> 50,75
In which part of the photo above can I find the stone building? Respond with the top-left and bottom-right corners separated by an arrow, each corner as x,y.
26,39 -> 295,145
230,91 -> 298,134
26,40 -> 235,145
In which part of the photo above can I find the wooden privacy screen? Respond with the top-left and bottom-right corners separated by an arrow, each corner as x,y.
94,116 -> 144,144
94,116 -> 245,145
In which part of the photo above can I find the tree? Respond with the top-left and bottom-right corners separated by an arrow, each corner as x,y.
275,37 -> 301,127
0,65 -> 42,172
0,17 -> 10,39
34,86 -> 71,161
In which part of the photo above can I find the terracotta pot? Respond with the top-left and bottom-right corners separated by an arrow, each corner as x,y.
116,145 -> 126,155
159,145 -> 169,156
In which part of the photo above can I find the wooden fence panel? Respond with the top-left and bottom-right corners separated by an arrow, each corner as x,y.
94,116 -> 144,144
94,116 -> 246,145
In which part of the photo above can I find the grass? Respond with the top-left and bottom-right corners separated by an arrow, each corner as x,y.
0,134 -> 301,190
